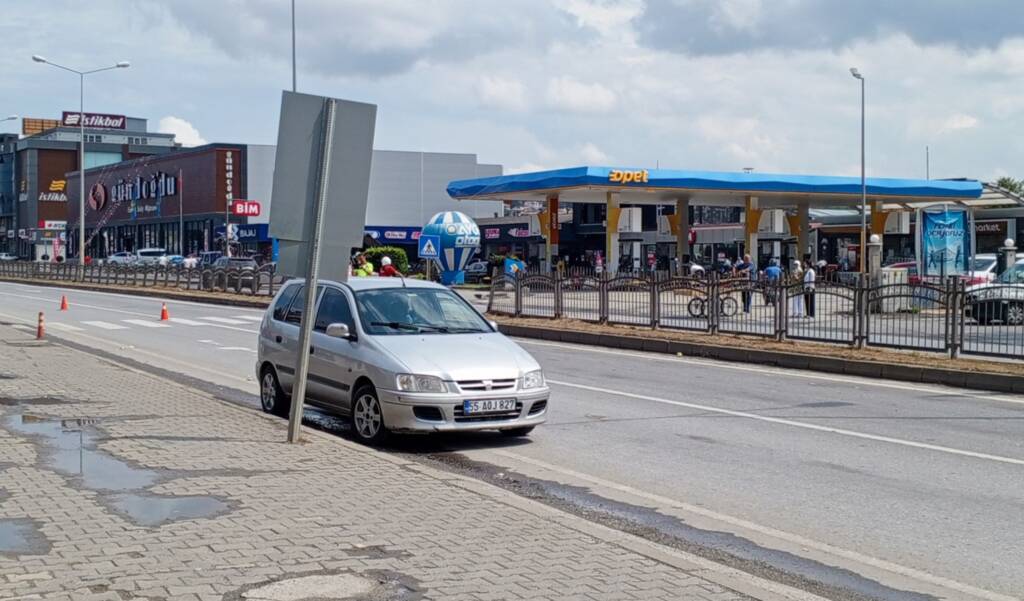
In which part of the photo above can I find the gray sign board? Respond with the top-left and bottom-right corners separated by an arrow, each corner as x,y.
269,91 -> 377,281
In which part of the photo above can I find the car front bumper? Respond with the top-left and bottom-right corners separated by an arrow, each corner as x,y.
377,387 -> 549,433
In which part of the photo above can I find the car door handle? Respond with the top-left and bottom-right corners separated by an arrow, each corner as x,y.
310,346 -> 315,355
275,335 -> 283,343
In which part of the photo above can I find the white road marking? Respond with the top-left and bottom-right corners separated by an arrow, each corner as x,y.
121,319 -> 170,329
46,322 -> 84,332
200,316 -> 250,325
219,346 -> 255,352
547,379 -> 1024,467
519,339 -> 1024,407
234,315 -> 264,322
169,318 -> 208,326
80,321 -> 128,330
11,324 -> 32,331
0,282 -> 266,314
491,449 -> 1018,601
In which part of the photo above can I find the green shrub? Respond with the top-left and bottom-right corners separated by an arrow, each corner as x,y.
362,246 -> 409,273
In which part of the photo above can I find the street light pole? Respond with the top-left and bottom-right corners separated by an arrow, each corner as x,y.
31,55 -> 129,267
291,0 -> 297,92
850,67 -> 866,272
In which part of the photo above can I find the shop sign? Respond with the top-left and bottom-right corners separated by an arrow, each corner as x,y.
975,221 -> 1007,236
89,182 -> 107,211
364,226 -> 421,242
38,179 -> 68,202
918,206 -> 970,277
508,227 -> 531,238
18,229 -> 27,239
608,169 -> 649,184
485,228 -> 500,240
224,151 -> 235,201
38,220 -> 66,231
112,171 -> 177,204
5,230 -> 13,239
231,200 -> 261,217
62,111 -> 126,129
235,224 -> 270,242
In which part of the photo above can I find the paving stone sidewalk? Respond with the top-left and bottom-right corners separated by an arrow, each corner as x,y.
0,325 -> 758,601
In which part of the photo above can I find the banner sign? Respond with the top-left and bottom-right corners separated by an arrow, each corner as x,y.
918,206 -> 972,277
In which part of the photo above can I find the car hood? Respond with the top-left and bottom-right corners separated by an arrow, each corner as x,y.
370,332 -> 539,381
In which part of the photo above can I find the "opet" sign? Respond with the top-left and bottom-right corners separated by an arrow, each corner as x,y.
608,169 -> 649,184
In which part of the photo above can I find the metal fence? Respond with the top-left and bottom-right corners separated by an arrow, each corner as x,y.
0,261 -> 282,297
488,271 -> 1024,360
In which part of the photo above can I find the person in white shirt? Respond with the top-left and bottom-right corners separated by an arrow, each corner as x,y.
803,260 -> 816,318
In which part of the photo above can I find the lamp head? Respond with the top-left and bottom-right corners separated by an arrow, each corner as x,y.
31,55 -> 47,63
850,67 -> 863,80
116,61 -> 131,68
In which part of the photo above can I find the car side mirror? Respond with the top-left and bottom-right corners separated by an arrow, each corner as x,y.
488,320 -> 499,332
325,323 -> 354,340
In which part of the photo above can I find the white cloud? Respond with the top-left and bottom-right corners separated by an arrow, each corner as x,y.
546,76 -> 617,113
937,113 -> 980,134
580,142 -> 610,163
158,116 -> 207,147
555,0 -> 644,36
507,162 -> 552,174
477,76 -> 528,111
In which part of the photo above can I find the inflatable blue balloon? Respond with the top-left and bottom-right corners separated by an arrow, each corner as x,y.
422,211 -> 480,285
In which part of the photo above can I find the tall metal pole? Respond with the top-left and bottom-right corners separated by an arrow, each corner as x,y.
287,98 -> 336,443
926,146 -> 930,180
79,73 -> 85,266
859,75 -> 866,273
291,0 -> 297,92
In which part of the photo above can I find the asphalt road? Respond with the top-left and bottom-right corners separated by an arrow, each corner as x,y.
1,281 -> 1022,600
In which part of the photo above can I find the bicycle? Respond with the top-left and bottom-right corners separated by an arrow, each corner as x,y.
686,295 -> 738,318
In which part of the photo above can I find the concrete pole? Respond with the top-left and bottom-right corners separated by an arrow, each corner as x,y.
606,192 -> 620,273
78,72 -> 85,266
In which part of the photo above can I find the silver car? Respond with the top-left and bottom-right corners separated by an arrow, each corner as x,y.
256,277 -> 549,444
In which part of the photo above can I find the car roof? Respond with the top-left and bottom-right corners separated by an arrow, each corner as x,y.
284,276 -> 447,292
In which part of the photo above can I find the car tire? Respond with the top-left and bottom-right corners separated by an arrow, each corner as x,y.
260,366 -> 290,417
351,384 -> 388,445
499,426 -> 535,437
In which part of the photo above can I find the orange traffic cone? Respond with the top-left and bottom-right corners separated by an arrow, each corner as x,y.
160,303 -> 170,321
36,312 -> 45,340
59,295 -> 68,311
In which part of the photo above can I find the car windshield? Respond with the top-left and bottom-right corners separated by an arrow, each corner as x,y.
138,250 -> 165,257
997,264 -> 1024,284
971,258 -> 996,272
354,287 -> 490,335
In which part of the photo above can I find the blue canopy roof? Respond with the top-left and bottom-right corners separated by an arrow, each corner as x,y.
447,166 -> 982,200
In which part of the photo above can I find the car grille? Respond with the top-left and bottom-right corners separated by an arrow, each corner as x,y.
456,378 -> 517,393
453,402 -> 523,423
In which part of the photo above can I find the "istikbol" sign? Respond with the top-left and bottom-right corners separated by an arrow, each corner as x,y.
62,111 -> 127,129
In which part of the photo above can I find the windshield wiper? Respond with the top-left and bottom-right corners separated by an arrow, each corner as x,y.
370,321 -> 449,333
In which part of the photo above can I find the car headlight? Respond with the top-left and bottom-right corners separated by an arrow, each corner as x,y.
396,374 -> 447,393
521,370 -> 545,390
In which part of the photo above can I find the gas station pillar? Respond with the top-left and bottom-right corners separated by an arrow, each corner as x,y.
798,200 -> 810,262
606,192 -> 621,273
676,197 -> 690,275
869,200 -> 887,259
545,194 -> 559,271
744,196 -> 762,266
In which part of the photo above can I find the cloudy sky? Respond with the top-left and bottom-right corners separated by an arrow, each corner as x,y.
2,0 -> 1022,181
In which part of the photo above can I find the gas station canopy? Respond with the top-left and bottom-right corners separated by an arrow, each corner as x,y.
447,166 -> 984,209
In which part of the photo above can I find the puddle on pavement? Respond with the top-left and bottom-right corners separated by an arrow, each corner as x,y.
4,414 -> 229,527
0,518 -> 50,556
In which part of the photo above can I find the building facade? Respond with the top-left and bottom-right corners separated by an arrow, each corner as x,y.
65,144 -> 252,259
7,114 -> 177,259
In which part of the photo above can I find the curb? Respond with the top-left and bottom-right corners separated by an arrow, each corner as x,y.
498,323 -> 1024,394
0,276 -> 271,309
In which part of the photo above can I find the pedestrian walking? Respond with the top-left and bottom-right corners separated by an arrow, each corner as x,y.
803,259 -> 817,318
735,253 -> 755,313
789,259 -> 804,318
379,256 -> 400,277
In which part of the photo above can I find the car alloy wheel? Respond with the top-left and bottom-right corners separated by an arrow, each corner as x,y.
352,388 -> 385,444
261,372 -> 278,414
1006,303 -> 1024,326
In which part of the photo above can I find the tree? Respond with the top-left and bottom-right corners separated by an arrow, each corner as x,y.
996,176 -> 1023,195
362,246 -> 409,274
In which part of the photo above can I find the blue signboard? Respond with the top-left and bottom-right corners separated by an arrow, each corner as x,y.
365,225 -> 421,243
918,206 -> 971,277
418,234 -> 440,259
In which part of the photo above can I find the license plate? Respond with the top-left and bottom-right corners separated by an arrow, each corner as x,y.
463,399 -> 516,414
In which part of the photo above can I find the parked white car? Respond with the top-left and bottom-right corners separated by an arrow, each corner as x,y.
135,248 -> 168,265
965,259 -> 1024,325
105,251 -> 136,265
0,252 -> 17,262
